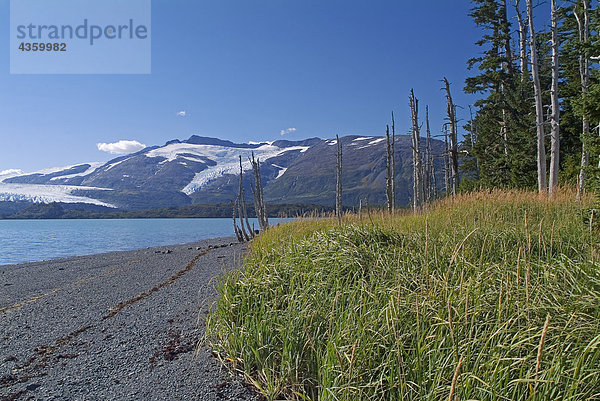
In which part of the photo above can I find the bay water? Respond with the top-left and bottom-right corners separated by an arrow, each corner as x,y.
0,218 -> 291,266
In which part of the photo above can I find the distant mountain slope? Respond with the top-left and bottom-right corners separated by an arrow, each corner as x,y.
0,134 -> 445,211
264,135 -> 446,206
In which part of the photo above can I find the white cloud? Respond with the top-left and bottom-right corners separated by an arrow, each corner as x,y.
97,140 -> 146,155
0,169 -> 23,176
177,111 -> 187,117
280,127 -> 297,136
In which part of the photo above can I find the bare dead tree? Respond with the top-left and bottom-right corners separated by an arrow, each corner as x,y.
358,199 -> 362,219
409,90 -> 423,210
425,106 -> 434,203
499,0 -> 513,154
231,200 -> 244,242
549,0 -> 560,197
241,157 -> 254,238
391,112 -> 396,212
237,200 -> 249,241
576,0 -> 590,198
237,156 -> 251,241
431,158 -> 438,200
468,105 -> 480,177
515,0 -> 528,81
335,134 -> 342,220
241,197 -> 253,238
420,151 -> 427,206
444,124 -> 451,195
443,78 -> 459,196
527,0 -> 548,194
237,196 -> 249,242
250,152 -> 269,232
385,124 -> 393,212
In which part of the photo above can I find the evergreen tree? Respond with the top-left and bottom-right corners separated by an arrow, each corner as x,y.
465,0 -> 537,188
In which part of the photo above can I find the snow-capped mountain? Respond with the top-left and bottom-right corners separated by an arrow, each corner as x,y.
0,134 -> 446,213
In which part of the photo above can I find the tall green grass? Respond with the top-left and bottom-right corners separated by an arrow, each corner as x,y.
206,190 -> 600,400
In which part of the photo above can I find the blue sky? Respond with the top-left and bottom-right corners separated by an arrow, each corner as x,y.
1,0 -> 487,172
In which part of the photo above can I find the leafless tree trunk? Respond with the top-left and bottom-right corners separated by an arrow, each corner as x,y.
576,0 -> 590,198
444,124 -> 451,195
335,135 -> 342,220
236,198 -> 247,241
515,0 -> 528,80
500,0 -> 513,154
241,197 -> 252,237
250,152 -> 269,232
432,160 -> 438,200
527,0 -> 548,194
409,90 -> 422,210
358,199 -> 362,219
468,105 -> 480,179
500,111 -> 509,155
425,106 -> 433,203
391,112 -> 396,212
231,200 -> 243,242
549,0 -> 560,197
241,157 -> 254,238
468,106 -> 475,147
237,156 -> 251,241
443,78 -> 459,196
385,124 -> 393,212
237,198 -> 248,241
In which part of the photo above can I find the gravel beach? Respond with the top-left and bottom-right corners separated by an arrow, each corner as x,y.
0,237 -> 261,401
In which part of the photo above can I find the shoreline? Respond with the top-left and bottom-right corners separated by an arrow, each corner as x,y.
1,236 -> 259,400
0,235 -> 239,269
0,218 -> 295,267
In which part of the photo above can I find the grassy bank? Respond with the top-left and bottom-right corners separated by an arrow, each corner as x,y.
206,190 -> 600,400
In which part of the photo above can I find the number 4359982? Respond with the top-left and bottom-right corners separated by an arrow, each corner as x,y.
19,43 -> 66,51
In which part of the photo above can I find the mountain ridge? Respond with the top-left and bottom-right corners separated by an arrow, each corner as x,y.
0,134 -> 446,213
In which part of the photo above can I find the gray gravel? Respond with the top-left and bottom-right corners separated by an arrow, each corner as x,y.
0,237 -> 262,401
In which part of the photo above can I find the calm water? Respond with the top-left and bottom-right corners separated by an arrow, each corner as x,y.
0,218 -> 292,266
